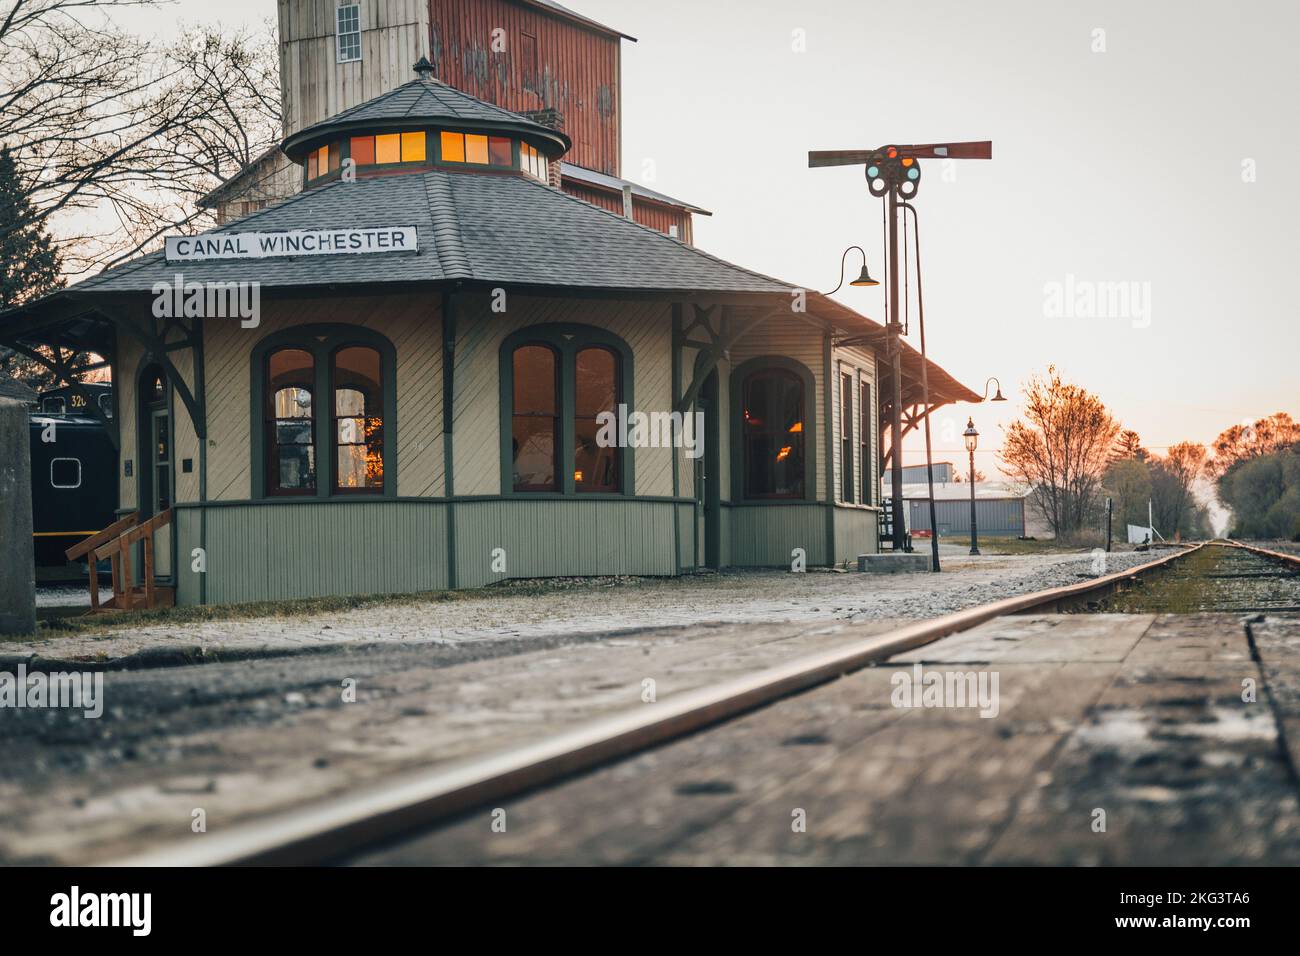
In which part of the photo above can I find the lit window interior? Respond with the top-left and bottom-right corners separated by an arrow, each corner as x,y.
441,131 -> 513,168
305,129 -> 546,182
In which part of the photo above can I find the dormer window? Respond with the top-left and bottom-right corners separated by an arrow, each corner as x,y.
337,5 -> 361,63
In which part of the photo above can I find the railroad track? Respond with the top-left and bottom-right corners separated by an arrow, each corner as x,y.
111,540 -> 1300,867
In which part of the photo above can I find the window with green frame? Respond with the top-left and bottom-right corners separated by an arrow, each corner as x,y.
251,326 -> 397,500
500,326 -> 633,496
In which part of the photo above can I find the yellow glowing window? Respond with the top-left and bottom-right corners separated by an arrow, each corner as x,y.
401,131 -> 426,162
788,421 -> 803,433
465,134 -> 489,164
307,145 -> 331,179
440,131 -> 465,163
375,134 -> 401,165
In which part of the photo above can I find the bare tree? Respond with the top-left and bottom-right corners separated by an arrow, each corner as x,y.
0,1 -> 281,274
1152,442 -> 1207,538
1000,366 -> 1120,539
1207,412 -> 1300,477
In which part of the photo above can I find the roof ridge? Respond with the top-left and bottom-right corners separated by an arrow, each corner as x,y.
424,171 -> 472,279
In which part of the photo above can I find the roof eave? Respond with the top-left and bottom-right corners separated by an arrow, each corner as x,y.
515,0 -> 637,41
282,116 -> 571,163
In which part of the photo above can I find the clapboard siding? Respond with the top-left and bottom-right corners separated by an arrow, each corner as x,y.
831,345 -> 879,508
204,292 -> 443,501
168,328 -> 201,507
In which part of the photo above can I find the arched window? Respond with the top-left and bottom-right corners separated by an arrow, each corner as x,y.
742,368 -> 806,499
266,348 -> 316,495
574,346 -> 619,493
502,326 -> 632,496
511,344 -> 558,492
332,346 -> 384,493
252,327 -> 396,499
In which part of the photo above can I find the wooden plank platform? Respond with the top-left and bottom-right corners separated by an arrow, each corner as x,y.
352,612 -> 1300,866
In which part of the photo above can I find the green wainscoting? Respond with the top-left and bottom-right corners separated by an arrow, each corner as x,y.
175,497 -> 696,605
833,505 -> 880,565
727,503 -> 829,568
176,500 -> 449,605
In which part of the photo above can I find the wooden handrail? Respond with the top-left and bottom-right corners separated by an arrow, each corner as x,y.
120,508 -> 173,546
65,513 -> 138,562
84,509 -> 173,612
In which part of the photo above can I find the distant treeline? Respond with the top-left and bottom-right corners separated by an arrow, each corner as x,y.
1218,445 -> 1300,540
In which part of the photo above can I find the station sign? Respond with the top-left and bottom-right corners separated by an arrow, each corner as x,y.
164,226 -> 419,262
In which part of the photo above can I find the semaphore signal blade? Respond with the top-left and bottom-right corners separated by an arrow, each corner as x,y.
807,149 -> 879,168
808,141 -> 992,167
900,141 -> 992,160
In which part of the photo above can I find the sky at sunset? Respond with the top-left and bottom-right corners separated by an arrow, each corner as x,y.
111,0 -> 1299,490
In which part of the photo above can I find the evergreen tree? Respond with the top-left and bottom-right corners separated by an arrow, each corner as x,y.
0,144 -> 66,387
0,145 -> 62,310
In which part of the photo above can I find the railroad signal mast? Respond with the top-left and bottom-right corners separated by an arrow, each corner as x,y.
809,140 -> 992,553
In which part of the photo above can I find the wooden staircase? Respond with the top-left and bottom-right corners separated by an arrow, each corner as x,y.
64,509 -> 175,612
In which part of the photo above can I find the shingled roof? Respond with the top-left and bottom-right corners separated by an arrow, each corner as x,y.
5,165 -> 980,404
73,169 -> 791,296
282,73 -> 571,162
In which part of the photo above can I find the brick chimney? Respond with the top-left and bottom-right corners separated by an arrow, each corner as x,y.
521,108 -> 566,188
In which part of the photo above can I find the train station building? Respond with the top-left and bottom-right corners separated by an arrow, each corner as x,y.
0,1 -> 977,607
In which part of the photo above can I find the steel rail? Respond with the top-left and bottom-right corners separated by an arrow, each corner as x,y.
1222,539 -> 1300,569
110,543 -> 1203,867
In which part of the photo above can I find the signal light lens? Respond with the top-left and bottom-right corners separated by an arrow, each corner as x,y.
886,147 -> 898,158
908,167 -> 919,180
872,178 -> 886,191
902,158 -> 914,167
867,165 -> 879,177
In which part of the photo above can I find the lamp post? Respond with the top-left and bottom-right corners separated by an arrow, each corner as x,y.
823,246 -> 880,294
963,417 -> 980,555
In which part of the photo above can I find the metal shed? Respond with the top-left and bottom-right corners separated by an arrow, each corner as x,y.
909,497 -> 1026,538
